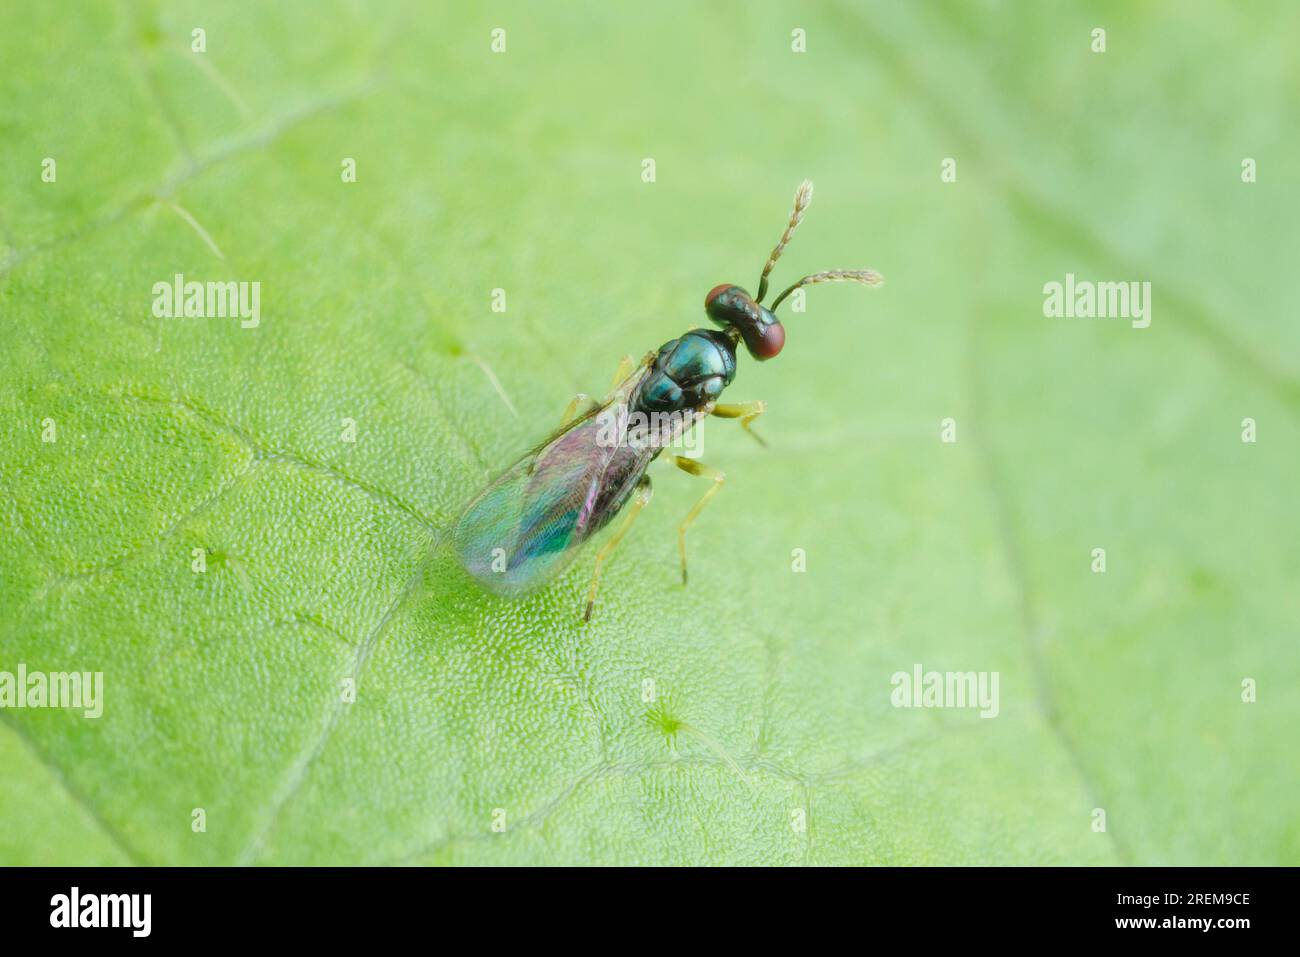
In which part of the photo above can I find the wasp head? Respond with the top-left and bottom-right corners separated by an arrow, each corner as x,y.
703,284 -> 786,361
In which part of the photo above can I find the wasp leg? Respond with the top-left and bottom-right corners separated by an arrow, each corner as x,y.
567,354 -> 647,428
583,477 -> 654,622
712,400 -> 768,447
672,455 -> 725,586
604,354 -> 638,397
560,393 -> 595,427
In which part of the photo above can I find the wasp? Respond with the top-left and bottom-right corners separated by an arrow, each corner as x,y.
453,181 -> 883,620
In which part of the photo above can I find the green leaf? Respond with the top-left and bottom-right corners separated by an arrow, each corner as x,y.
2,1 -> 1296,865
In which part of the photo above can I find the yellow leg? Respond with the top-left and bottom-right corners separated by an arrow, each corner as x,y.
712,400 -> 768,447
560,393 -> 594,427
605,354 -> 638,395
583,478 -> 654,622
672,455 -> 725,586
565,355 -> 648,428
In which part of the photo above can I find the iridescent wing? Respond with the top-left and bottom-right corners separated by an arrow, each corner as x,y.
453,365 -> 657,596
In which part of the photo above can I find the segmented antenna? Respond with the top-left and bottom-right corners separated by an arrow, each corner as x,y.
755,179 -> 814,304
769,269 -> 884,312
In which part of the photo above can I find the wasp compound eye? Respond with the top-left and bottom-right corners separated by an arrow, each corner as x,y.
704,284 -> 754,326
705,284 -> 735,309
739,315 -> 784,360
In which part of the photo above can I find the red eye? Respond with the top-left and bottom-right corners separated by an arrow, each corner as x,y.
750,320 -> 785,360
705,284 -> 734,307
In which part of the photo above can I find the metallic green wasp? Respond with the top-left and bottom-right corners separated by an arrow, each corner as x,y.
453,180 -> 883,620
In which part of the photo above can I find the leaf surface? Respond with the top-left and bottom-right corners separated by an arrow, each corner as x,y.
1,0 -> 1296,865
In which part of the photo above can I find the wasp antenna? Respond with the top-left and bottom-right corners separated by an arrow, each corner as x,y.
769,268 -> 884,313
755,179 -> 814,304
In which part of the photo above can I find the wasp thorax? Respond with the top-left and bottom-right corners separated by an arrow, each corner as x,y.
704,284 -> 785,360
